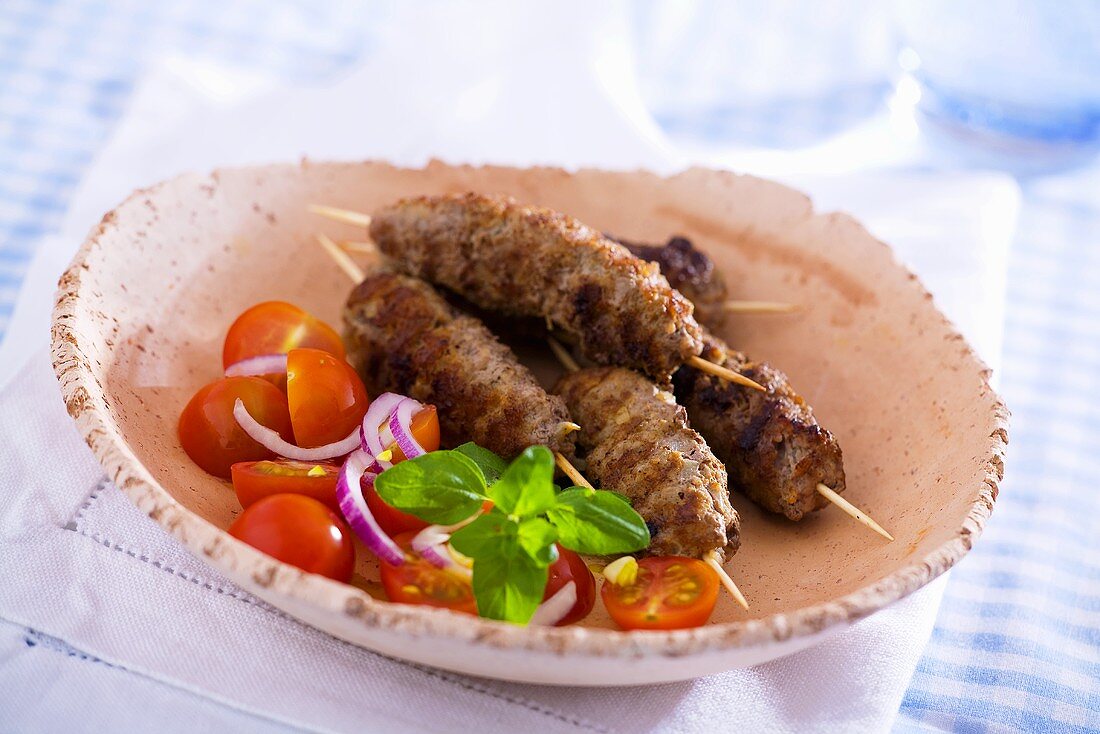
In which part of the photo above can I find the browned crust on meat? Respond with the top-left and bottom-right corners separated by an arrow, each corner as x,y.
615,235 -> 729,328
369,194 -> 703,380
343,269 -> 575,459
554,366 -> 740,559
674,332 -> 845,520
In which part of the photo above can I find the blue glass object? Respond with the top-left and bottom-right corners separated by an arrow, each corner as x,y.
895,0 -> 1100,162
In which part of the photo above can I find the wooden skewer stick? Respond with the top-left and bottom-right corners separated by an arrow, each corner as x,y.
318,232 -> 597,498
316,204 -> 765,392
554,451 -> 593,489
547,337 -> 580,374
341,241 -> 376,254
317,233 -> 365,282
687,356 -> 765,392
705,550 -> 750,611
816,484 -> 894,541
723,300 -> 800,314
309,204 -> 372,228
548,338 -> 592,489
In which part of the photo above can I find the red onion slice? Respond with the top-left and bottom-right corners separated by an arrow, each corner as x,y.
224,354 -> 288,378
336,449 -> 405,566
359,392 -> 406,464
411,525 -> 472,578
388,398 -> 426,460
233,399 -> 359,461
420,545 -> 458,572
530,581 -> 577,626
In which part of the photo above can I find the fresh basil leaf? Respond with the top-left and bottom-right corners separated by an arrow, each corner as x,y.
517,518 -> 558,566
451,513 -> 548,624
547,488 -> 651,555
600,490 -> 632,506
470,543 -> 548,624
450,512 -> 516,559
373,450 -> 487,524
453,442 -> 508,485
488,445 -> 557,518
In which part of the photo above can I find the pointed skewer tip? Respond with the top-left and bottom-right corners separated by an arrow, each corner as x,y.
816,484 -> 894,541
705,550 -> 750,611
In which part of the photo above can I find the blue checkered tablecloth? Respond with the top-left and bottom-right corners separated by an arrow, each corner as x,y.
1,2 -> 1098,732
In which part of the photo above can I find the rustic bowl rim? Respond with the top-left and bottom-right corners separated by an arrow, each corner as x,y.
50,159 -> 1008,662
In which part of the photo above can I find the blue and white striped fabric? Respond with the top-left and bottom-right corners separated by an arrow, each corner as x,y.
1,2 -> 1098,732
894,189 -> 1100,733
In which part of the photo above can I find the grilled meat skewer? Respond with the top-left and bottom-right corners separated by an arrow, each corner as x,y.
614,235 -> 730,329
609,234 -> 846,520
555,366 -> 740,560
367,193 -> 703,381
674,333 -> 846,520
343,268 -> 576,459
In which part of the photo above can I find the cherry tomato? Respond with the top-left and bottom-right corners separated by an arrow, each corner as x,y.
601,556 -> 719,631
222,301 -> 344,369
178,376 -> 293,478
286,348 -> 369,447
378,532 -> 477,614
231,460 -> 340,513
543,545 -> 596,626
228,494 -> 355,582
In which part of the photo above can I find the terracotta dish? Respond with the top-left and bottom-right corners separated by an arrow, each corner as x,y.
51,161 -> 1007,685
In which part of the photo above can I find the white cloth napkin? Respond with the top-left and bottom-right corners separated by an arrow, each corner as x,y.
0,7 -> 1019,731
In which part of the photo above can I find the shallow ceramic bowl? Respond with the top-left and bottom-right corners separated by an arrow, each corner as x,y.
51,161 -> 1007,685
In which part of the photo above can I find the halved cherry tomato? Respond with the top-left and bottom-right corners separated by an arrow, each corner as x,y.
600,556 -> 719,630
229,494 -> 355,582
360,406 -> 444,536
543,545 -> 596,626
378,531 -> 477,614
231,460 -> 340,513
178,376 -> 293,478
222,301 -> 344,369
286,348 -> 369,447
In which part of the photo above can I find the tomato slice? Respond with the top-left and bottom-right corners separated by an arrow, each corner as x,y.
600,556 -> 719,630
286,348 -> 370,447
178,376 -> 293,478
222,301 -> 344,369
379,532 -> 477,614
231,460 -> 340,513
543,545 -> 596,626
228,494 -> 355,582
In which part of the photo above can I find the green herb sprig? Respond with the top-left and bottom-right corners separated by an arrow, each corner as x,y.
373,444 -> 650,624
